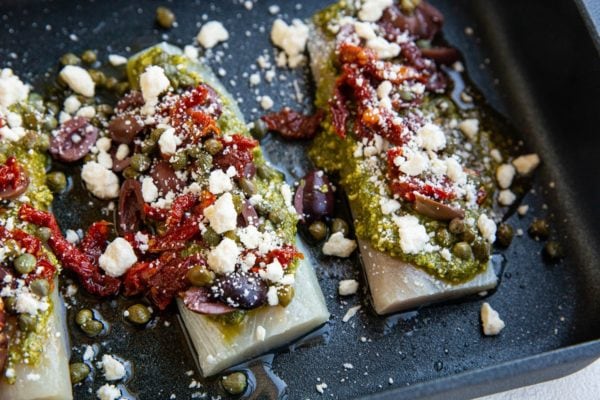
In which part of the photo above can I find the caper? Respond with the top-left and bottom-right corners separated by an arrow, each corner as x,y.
399,91 -> 416,102
170,152 -> 188,171
529,219 -> 550,240
30,279 -> 50,297
46,171 -> 67,193
122,166 -> 140,179
88,69 -> 106,85
416,39 -> 432,49
96,104 -> 113,116
472,239 -> 491,261
331,218 -> 349,236
126,304 -> 152,325
202,227 -> 221,247
496,223 -> 514,247
231,194 -> 243,214
308,221 -> 328,241
81,319 -> 103,336
204,138 -> 223,155
268,209 -> 286,225
400,0 -> 421,13
130,153 -> 151,172
435,228 -> 452,247
179,74 -> 195,88
223,230 -> 237,241
449,218 -> 465,234
277,285 -> 295,307
238,177 -> 256,197
221,311 -> 245,326
221,372 -> 247,395
34,133 -> 51,152
452,241 -> 473,260
250,118 -> 268,140
81,50 -> 97,64
44,116 -> 58,130
187,265 -> 215,287
156,6 -> 176,29
115,81 -> 130,95
75,308 -> 94,326
14,253 -> 37,275
150,127 -> 165,141
37,227 -> 52,242
257,165 -> 278,180
4,297 -> 17,314
186,146 -> 204,159
461,228 -> 476,244
69,362 -> 90,384
22,110 -> 39,130
544,241 -> 563,261
194,151 -> 213,172
60,52 -> 80,66
104,76 -> 118,90
141,138 -> 157,155
18,313 -> 37,332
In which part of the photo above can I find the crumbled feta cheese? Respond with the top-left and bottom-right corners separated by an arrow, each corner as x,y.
139,65 -> 170,106
203,192 -> 237,234
342,305 -> 361,323
354,21 -> 377,40
496,163 -> 516,189
322,232 -> 357,258
158,127 -> 181,155
59,65 -> 95,97
445,157 -> 466,184
99,237 -> 137,277
101,354 -> 126,381
417,123 -> 446,151
458,118 -> 479,141
115,144 -> 129,161
260,95 -> 274,110
15,291 -> 49,315
96,137 -> 112,152
207,237 -> 240,274
263,259 -> 284,283
249,73 -> 261,86
338,279 -> 359,296
380,197 -> 401,214
81,161 -> 120,199
366,36 -> 400,59
316,382 -> 328,394
394,215 -> 430,254
76,105 -> 95,118
270,19 -> 309,67
63,95 -> 81,114
238,225 -> 260,249
490,148 -> 502,162
517,204 -> 529,216
267,286 -> 279,306
477,214 -> 497,243
255,325 -> 266,341
66,229 -> 80,244
197,21 -> 229,48
97,150 -> 113,169
512,153 -> 540,175
358,0 -> 393,22
108,54 -> 127,66
208,169 -> 233,194
268,5 -> 280,14
0,68 -> 30,108
83,345 -> 95,361
480,302 -> 505,336
96,383 -> 121,400
399,151 -> 429,176
498,189 -> 516,206
141,177 -> 159,203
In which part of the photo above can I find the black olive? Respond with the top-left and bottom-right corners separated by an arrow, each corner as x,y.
297,170 -> 335,223
211,272 -> 268,309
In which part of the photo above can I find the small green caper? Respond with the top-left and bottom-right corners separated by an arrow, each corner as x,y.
435,228 -> 452,247
126,304 -> 152,325
141,138 -> 157,155
156,6 -> 176,29
150,127 -> 165,141
44,116 -> 58,130
399,91 -> 416,102
472,239 -> 491,261
14,253 -> 37,275
60,52 -> 80,66
88,69 -> 106,85
238,177 -> 256,196
115,82 -> 130,95
81,50 -> 97,64
461,228 -> 476,244
194,151 -> 213,172
122,166 -> 140,179
308,221 -> 328,241
130,153 -> 151,172
250,119 -> 268,140
331,218 -> 349,236
202,227 -> 221,247
75,309 -> 94,326
18,313 -> 37,332
452,241 -> 473,260
186,146 -> 204,159
46,171 -> 67,193
34,134 -> 51,152
544,241 -> 563,261
170,152 -> 188,170
179,74 -> 195,88
221,372 -> 247,395
96,104 -> 113,116
37,227 -> 52,242
277,285 -> 295,307
69,362 -> 90,384
104,76 -> 118,90
221,311 -> 245,326
529,219 -> 550,240
223,230 -> 237,241
449,218 -> 465,234
257,165 -> 278,180
204,138 -> 223,155
81,319 -> 103,337
496,223 -> 514,247
187,265 -> 215,287
3,297 -> 17,314
400,0 -> 421,13
30,279 -> 50,297
231,194 -> 243,214
268,209 -> 286,225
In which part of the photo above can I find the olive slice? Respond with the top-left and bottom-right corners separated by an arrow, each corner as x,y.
182,287 -> 236,315
413,192 -> 464,221
296,170 -> 334,223
49,117 -> 98,162
211,272 -> 268,310
115,90 -> 144,113
118,179 -> 145,233
108,114 -> 144,144
149,161 -> 184,195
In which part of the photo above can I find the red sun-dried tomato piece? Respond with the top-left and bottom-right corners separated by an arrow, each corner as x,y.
0,157 -> 29,200
261,108 -> 324,140
213,134 -> 258,178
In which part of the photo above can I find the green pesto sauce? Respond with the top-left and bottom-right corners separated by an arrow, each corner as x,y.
308,7 -> 500,284
127,45 -> 299,334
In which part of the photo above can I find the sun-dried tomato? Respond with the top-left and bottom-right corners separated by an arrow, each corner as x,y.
193,190 -> 216,216
80,221 -> 111,265
255,244 -> 303,270
147,254 -> 204,310
123,260 -> 156,297
165,193 -> 197,231
144,204 -> 168,221
0,157 -> 29,200
147,220 -> 200,253
213,134 -> 258,178
261,108 -> 324,140
168,84 -> 222,144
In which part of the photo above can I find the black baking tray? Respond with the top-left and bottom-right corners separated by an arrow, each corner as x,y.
1,0 -> 599,399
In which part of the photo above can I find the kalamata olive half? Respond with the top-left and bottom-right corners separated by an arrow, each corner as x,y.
115,90 -> 144,113
211,272 -> 268,309
108,114 -> 144,144
49,117 -> 98,162
0,158 -> 29,200
118,179 -> 145,233
238,200 -> 259,227
413,192 -> 464,221
296,170 -> 335,223
182,287 -> 236,315
149,161 -> 184,195
420,47 -> 460,65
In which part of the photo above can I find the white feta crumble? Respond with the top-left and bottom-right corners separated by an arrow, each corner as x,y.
15,291 -> 49,315
59,65 -> 95,97
99,237 -> 137,277
158,127 -> 181,155
458,118 -> 479,141
76,105 -> 95,118
63,95 -> 81,114
208,169 -> 233,194
358,0 -> 393,22
477,214 -> 497,243
141,177 -> 159,203
96,137 -> 112,152
394,215 -> 430,254
0,68 -> 30,108
267,286 -> 279,306
322,232 -> 357,258
366,36 -> 400,59
399,151 -> 429,176
342,305 -> 361,323
249,72 -> 261,86
96,383 -> 121,400
108,54 -> 127,66
81,161 -> 120,199
496,163 -> 516,189
65,229 -> 80,244
255,325 -> 266,341
417,123 -> 446,151
512,153 -> 540,175
207,237 -> 240,274
354,21 -> 377,40
498,189 -> 516,206
316,382 -> 328,394
83,345 -> 95,361
139,65 -> 170,110
184,45 -> 199,61
115,144 -> 129,161
197,21 -> 229,48
380,197 -> 401,214
262,259 -> 284,283
480,302 -> 505,336
101,354 -> 126,381
445,157 -> 466,184
270,19 -> 309,67
203,192 -> 237,234
517,204 -> 529,216
260,95 -> 274,110
338,279 -> 359,296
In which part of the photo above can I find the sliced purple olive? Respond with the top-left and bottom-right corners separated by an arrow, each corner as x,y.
49,117 -> 98,162
118,179 -> 145,233
413,192 -> 464,221
182,287 -> 236,315
238,200 -> 259,227
149,161 -> 184,195
420,47 -> 460,65
379,2 -> 444,40
108,114 -> 144,144
203,85 -> 223,119
296,170 -> 335,223
211,272 -> 268,310
115,90 -> 144,113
